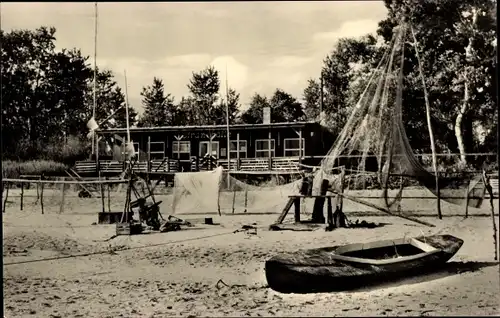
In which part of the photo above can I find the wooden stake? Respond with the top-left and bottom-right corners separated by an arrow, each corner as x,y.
107,177 -> 111,213
464,179 -> 470,218
3,182 -> 10,213
339,167 -> 346,211
100,175 -> 105,214
20,181 -> 24,211
40,182 -> 45,214
232,185 -> 236,214
482,171 -> 497,261
59,177 -> 67,214
36,176 -> 40,203
244,182 -> 248,213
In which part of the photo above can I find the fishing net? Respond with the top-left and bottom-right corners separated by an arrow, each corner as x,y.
1,178 -> 128,215
166,23 -> 487,218
313,23 -> 486,211
169,167 -> 306,215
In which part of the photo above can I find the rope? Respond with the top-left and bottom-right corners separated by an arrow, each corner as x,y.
3,230 -> 237,266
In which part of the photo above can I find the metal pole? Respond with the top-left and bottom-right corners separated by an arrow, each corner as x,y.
225,64 -> 231,186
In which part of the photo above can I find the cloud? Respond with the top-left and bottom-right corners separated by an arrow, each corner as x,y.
210,56 -> 249,93
268,55 -> 313,69
161,54 -> 213,68
312,19 -> 380,44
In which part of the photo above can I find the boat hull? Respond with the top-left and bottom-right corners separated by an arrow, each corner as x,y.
265,234 -> 463,293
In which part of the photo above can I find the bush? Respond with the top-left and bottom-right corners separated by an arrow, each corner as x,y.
2,160 -> 69,178
44,135 -> 90,164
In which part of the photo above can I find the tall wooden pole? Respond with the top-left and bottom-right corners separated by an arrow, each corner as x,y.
225,64 -> 231,187
411,25 -> 442,219
92,2 -> 98,156
124,70 -> 131,145
320,74 -> 324,117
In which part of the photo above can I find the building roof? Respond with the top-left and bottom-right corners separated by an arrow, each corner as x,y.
98,121 -> 320,134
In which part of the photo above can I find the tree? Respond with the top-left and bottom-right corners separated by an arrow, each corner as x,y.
269,89 -> 304,122
303,79 -> 321,120
138,77 -> 176,127
186,65 -> 220,125
240,89 -> 304,124
319,35 -> 383,135
173,97 -> 196,126
240,93 -> 271,124
378,0 -> 497,165
214,87 -> 241,124
0,26 -> 138,160
1,27 -> 93,159
84,68 -> 138,131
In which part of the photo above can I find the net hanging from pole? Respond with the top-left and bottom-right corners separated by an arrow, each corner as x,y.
167,22 -> 486,218
312,22 -> 485,211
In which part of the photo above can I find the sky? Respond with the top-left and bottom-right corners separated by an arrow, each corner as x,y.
1,1 -> 388,114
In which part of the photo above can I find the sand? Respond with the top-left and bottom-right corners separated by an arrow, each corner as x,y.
3,188 -> 500,317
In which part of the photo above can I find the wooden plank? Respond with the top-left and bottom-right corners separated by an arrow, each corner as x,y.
275,197 -> 295,224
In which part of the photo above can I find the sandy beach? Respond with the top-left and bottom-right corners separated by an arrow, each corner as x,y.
3,188 -> 500,317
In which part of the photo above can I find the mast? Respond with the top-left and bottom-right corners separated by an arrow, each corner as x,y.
225,64 -> 231,186
92,2 -> 98,157
124,70 -> 131,145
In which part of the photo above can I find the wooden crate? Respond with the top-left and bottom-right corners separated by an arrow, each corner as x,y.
116,222 -> 143,235
98,212 -> 133,224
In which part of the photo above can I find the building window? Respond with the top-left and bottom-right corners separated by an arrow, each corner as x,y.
283,138 -> 305,157
172,141 -> 191,160
199,141 -> 219,158
229,140 -> 247,158
149,141 -> 165,160
255,139 -> 275,158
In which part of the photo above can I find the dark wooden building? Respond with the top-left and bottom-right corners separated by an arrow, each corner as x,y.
75,121 -> 335,175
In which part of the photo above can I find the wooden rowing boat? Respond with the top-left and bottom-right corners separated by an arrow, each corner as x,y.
265,234 -> 463,293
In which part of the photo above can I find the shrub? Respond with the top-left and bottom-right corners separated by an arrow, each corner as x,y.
2,160 -> 69,178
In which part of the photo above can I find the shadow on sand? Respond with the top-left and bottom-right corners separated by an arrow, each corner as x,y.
349,261 -> 499,293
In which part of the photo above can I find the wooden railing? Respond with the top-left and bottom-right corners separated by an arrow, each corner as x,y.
217,157 -> 301,172
75,158 -> 180,175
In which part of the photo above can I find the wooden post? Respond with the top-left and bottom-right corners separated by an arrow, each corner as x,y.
107,176 -> 111,213
20,180 -> 24,211
482,171 -> 498,261
465,179 -> 470,218
147,136 -> 151,173
327,197 -> 333,225
100,176 -> 105,214
312,179 -> 329,223
236,132 -> 240,171
59,177 -> 67,214
298,128 -> 303,165
3,182 -> 9,213
294,197 -> 301,223
36,176 -> 40,203
40,181 -> 45,215
339,167 -> 346,212
244,182 -> 248,213
268,130 -> 272,171
232,186 -> 237,214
